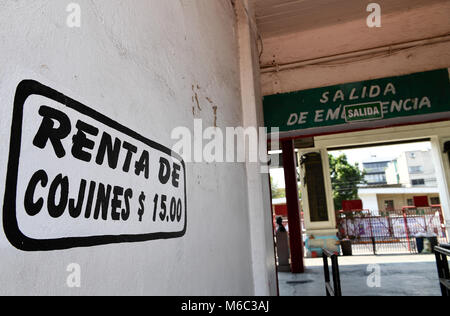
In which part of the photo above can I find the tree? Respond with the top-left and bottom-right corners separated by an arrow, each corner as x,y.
329,154 -> 365,211
270,177 -> 286,199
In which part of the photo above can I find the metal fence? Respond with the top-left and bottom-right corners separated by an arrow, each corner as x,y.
337,207 -> 447,255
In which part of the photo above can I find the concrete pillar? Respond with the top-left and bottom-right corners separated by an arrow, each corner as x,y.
236,0 -> 277,295
299,148 -> 339,257
431,136 -> 450,239
282,140 -> 304,273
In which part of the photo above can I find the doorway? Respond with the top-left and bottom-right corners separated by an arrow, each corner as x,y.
328,140 -> 447,255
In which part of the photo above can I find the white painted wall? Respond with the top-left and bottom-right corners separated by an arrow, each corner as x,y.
0,0 -> 268,296
359,191 -> 441,214
359,193 -> 380,213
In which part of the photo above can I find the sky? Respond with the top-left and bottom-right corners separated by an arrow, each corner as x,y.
271,141 -> 432,189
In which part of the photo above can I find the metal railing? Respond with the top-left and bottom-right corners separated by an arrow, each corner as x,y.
337,207 -> 447,255
322,249 -> 342,297
435,244 -> 450,297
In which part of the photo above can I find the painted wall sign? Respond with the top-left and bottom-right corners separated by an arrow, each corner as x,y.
3,80 -> 187,251
263,69 -> 450,137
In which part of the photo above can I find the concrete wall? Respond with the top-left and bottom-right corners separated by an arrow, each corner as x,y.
0,0 -> 266,296
360,192 -> 441,212
376,194 -> 440,210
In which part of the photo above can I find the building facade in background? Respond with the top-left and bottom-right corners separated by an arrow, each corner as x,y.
363,159 -> 391,185
386,150 -> 438,187
360,150 -> 440,212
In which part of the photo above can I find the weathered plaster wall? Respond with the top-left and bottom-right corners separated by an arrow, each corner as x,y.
0,0 -> 258,295
260,1 -> 450,95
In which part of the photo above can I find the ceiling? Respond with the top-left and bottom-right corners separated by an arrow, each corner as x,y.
252,0 -> 449,38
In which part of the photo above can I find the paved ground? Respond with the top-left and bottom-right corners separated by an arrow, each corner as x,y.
278,254 -> 441,296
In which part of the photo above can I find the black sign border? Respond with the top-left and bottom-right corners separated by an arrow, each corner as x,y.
3,80 -> 187,251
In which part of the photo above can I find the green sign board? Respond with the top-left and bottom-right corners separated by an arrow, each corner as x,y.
263,69 -> 450,137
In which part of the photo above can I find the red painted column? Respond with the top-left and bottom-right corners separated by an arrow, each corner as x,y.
282,139 -> 305,273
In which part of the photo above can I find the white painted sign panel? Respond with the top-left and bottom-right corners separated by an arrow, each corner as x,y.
3,80 -> 187,251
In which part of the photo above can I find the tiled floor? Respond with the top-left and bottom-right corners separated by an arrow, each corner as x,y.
278,254 -> 441,296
